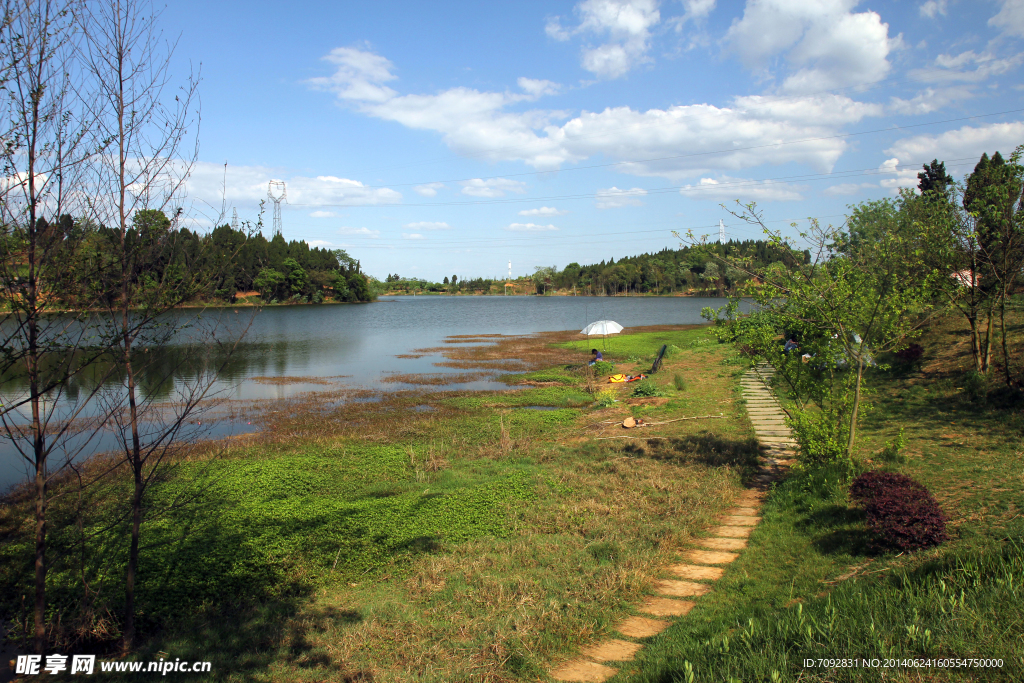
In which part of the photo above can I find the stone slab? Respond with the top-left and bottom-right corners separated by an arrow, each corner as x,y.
699,537 -> 747,551
669,564 -> 725,580
551,659 -> 618,682
722,515 -> 761,526
616,616 -> 670,638
685,549 -> 739,564
653,579 -> 711,597
581,639 -> 643,663
640,596 -> 696,617
712,525 -> 753,538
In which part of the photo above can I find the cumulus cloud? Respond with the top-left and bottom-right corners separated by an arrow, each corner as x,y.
413,182 -> 444,197
888,86 -> 974,115
506,222 -> 559,231
596,186 -> 647,208
546,0 -> 661,79
308,46 -> 888,179
338,226 -> 381,238
725,0 -> 899,94
823,182 -> 876,195
184,161 -> 402,211
403,221 -> 451,230
519,206 -> 569,216
876,158 -> 919,192
460,178 -> 528,197
307,46 -> 398,103
310,210 -> 337,218
678,176 -> 804,201
990,0 -> 1024,38
402,233 -> 426,240
911,50 -> 1024,83
518,77 -> 561,99
884,122 -> 1024,167
919,0 -> 947,18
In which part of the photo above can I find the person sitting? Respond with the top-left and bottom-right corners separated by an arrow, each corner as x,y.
589,349 -> 603,366
784,338 -> 799,354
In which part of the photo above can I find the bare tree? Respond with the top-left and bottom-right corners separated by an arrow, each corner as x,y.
0,0 -> 112,654
79,0 -> 205,651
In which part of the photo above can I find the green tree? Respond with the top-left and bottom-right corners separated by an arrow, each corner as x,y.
918,159 -> 955,200
253,267 -> 285,301
282,257 -> 308,297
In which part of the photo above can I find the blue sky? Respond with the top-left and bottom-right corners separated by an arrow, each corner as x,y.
159,0 -> 1024,281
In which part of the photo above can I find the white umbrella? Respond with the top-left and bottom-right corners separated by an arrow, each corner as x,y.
581,320 -> 623,336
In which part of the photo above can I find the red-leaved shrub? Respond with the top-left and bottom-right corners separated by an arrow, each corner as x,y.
850,470 -> 948,552
895,343 -> 924,365
849,471 -> 927,504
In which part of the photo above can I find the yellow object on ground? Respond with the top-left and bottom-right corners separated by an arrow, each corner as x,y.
608,374 -> 627,383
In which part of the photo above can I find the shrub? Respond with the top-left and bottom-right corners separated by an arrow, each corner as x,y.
877,428 -> 907,464
849,470 -> 926,504
595,389 -> 617,408
849,470 -> 947,552
630,379 -> 662,398
789,410 -> 846,464
592,360 -> 615,374
894,342 -> 924,365
673,373 -> 686,391
866,487 -> 948,551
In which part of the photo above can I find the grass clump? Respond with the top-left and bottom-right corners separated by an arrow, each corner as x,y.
630,379 -> 664,398
672,373 -> 686,391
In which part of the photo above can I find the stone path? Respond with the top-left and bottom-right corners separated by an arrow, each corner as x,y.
550,363 -> 794,682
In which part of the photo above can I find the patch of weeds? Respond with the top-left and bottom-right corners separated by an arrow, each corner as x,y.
586,540 -> 621,564
595,389 -> 617,408
673,373 -> 687,392
630,379 -> 664,398
876,427 -> 907,464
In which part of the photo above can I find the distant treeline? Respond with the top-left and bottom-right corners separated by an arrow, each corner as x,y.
7,212 -> 373,305
381,239 -> 809,296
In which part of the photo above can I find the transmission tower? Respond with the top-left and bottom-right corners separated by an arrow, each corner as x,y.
231,208 -> 238,231
268,180 -> 287,237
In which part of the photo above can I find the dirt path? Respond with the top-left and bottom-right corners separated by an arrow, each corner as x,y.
550,363 -> 794,682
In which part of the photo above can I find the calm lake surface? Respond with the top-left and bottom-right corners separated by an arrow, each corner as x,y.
0,295 -> 723,491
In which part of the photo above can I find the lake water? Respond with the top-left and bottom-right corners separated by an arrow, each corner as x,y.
0,295 -> 724,491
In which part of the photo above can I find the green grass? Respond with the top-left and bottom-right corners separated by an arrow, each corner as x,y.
610,313 -> 1024,683
0,325 -> 766,682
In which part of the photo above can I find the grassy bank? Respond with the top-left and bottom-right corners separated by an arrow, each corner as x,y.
615,312 -> 1024,682
1,326 -> 759,681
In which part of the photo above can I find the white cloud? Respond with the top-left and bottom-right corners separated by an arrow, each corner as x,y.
506,222 -> 559,231
413,182 -> 444,197
990,0 -> 1024,38
310,210 -> 337,218
338,226 -> 381,238
518,77 -> 561,99
549,0 -> 661,79
519,206 -> 569,216
183,161 -> 402,211
683,0 -> 716,21
596,186 -> 647,208
460,178 -> 528,197
678,176 -> 804,201
919,0 -> 947,18
884,122 -> 1024,168
876,158 -> 919,192
307,46 -> 398,103
402,233 -> 426,240
725,0 -> 899,94
403,221 -> 451,230
822,182 -> 876,195
911,50 -> 1024,83
309,46 -> 889,179
888,86 -> 974,115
